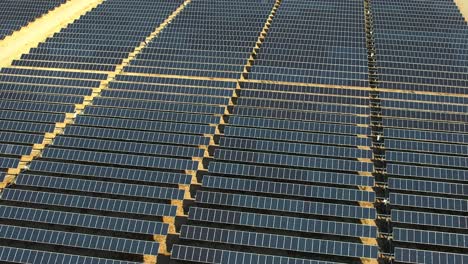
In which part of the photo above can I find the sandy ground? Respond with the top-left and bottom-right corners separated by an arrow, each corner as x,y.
454,0 -> 468,22
0,0 -> 103,69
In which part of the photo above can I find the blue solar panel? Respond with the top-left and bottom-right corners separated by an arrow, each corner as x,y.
171,245 -> 342,264
0,224 -> 159,255
202,175 -> 375,202
394,227 -> 468,249
390,193 -> 467,213
41,148 -> 198,170
0,246 -> 139,264
179,225 -> 378,259
15,173 -> 185,200
0,205 -> 169,235
395,247 -> 468,264
1,189 -> 177,217
214,149 -> 374,172
196,191 -> 376,220
391,210 -> 468,230
189,207 -> 377,238
208,162 -> 374,187
29,160 -> 192,185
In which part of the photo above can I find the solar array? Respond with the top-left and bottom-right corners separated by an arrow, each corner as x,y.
0,0 -> 467,263
124,0 -> 275,79
373,0 -> 468,94
249,0 -> 369,87
0,0 -> 191,262
13,0 -> 182,71
165,1 -> 378,263
170,82 -> 377,263
0,0 -> 67,40
371,0 -> 468,263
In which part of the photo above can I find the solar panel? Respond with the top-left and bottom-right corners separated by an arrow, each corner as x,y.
202,175 -> 375,202
393,227 -> 468,249
387,151 -> 468,168
0,75 -> 100,87
53,136 -> 204,158
382,99 -> 468,114
108,81 -> 233,97
387,164 -> 468,182
0,144 -> 32,156
394,247 -> 468,264
41,148 -> 198,170
0,157 -> 19,169
0,100 -> 75,113
381,92 -> 468,105
0,83 -> 93,96
93,97 -> 225,115
235,99 -> 367,116
0,205 -> 169,235
0,131 -> 44,145
84,106 -> 221,124
208,162 -> 374,187
0,67 -> 108,80
100,89 -> 229,105
0,110 -> 65,123
383,108 -> 468,123
391,210 -> 468,230
230,116 -> 371,135
64,125 -> 210,146
195,191 -> 376,220
389,178 -> 467,196
390,193 -> 468,212
233,106 -> 369,124
384,117 -> 468,133
0,246 -> 139,264
214,149 -> 373,172
15,173 -> 185,200
386,139 -> 468,155
0,91 -> 84,104
219,137 -> 371,159
74,115 -> 215,135
239,82 -> 368,97
171,245 -> 342,264
238,90 -> 369,106
29,160 -> 192,185
0,0 -> 205,259
1,189 -> 177,217
0,224 -> 159,255
224,126 -> 371,147
179,225 -> 378,259
188,207 -> 377,238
